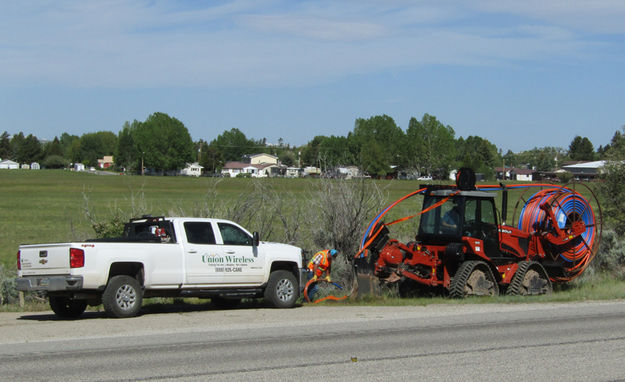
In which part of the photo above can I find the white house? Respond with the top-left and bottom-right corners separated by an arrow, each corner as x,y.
222,161 -> 279,177
495,167 -> 534,181
181,162 -> 204,177
253,163 -> 281,177
0,159 -> 19,170
510,168 -> 533,181
74,163 -> 85,172
30,162 -> 40,170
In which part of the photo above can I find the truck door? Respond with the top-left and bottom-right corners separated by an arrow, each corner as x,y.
215,222 -> 265,284
182,221 -> 226,285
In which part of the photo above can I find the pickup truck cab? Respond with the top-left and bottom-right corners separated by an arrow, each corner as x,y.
17,216 -> 306,318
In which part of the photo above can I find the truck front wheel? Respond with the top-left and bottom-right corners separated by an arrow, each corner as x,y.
49,296 -> 87,319
102,275 -> 143,318
264,270 -> 298,308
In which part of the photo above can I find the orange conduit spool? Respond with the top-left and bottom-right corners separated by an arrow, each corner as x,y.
517,187 -> 598,281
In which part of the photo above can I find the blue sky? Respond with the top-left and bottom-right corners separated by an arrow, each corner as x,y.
1,0 -> 623,153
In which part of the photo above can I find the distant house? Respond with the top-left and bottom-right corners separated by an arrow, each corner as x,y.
222,161 -> 247,177
286,167 -> 302,178
562,161 -> 606,180
98,156 -> 114,169
30,162 -> 40,170
221,161 -> 279,177
510,168 -> 533,181
181,162 -> 204,177
337,166 -> 360,179
495,167 -> 534,181
248,153 -> 278,165
254,163 -> 279,177
303,166 -> 321,177
20,164 -> 30,170
74,163 -> 85,172
0,159 -> 19,170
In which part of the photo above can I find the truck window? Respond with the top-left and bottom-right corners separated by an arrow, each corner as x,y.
184,222 -> 216,244
217,223 -> 252,246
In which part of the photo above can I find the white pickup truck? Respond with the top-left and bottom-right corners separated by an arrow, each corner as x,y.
16,216 -> 306,318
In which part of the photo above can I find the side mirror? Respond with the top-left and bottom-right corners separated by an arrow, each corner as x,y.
253,231 -> 260,247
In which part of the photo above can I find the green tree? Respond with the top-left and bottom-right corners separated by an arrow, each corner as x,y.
602,127 -> 625,160
599,127 -> 625,234
300,136 -> 324,167
115,121 -> 139,172
360,140 -> 389,177
0,131 -> 10,159
15,134 -> 42,164
349,115 -> 404,177
278,150 -> 296,167
133,112 -> 194,172
515,147 -> 563,171
43,137 -> 64,158
406,114 -> 456,178
209,128 -> 256,165
80,131 -> 117,167
502,150 -> 518,168
456,136 -> 498,179
59,133 -> 81,163
10,132 -> 25,162
568,136 -> 595,161
600,161 -> 625,234
43,155 -> 69,169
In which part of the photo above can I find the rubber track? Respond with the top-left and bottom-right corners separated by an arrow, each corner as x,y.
508,261 -> 552,295
507,261 -> 532,296
449,261 -> 480,298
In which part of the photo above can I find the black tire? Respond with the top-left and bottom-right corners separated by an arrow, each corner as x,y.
49,296 -> 87,319
264,270 -> 298,308
449,261 -> 499,298
211,296 -> 241,309
102,275 -> 143,318
508,261 -> 553,296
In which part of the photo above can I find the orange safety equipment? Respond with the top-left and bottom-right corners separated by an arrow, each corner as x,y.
307,249 -> 333,278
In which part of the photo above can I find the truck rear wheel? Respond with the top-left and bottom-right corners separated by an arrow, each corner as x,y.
264,270 -> 298,308
102,275 -> 143,318
49,296 -> 87,319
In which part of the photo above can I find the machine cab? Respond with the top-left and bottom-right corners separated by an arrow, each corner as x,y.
417,189 -> 500,255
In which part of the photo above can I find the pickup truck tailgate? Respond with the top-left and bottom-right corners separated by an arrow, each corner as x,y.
19,243 -> 73,275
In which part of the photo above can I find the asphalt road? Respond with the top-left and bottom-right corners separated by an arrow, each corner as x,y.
1,301 -> 625,381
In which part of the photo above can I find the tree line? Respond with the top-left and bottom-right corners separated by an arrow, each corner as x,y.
0,111 -> 621,179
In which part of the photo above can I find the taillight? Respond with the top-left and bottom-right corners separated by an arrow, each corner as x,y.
70,248 -> 85,268
17,250 -> 21,271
